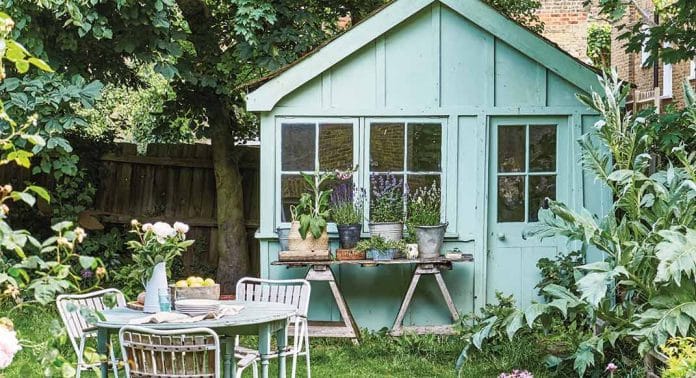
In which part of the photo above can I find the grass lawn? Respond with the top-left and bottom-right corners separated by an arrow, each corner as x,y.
2,305 -> 563,377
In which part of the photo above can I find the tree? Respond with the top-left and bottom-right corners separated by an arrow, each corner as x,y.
591,0 -> 696,65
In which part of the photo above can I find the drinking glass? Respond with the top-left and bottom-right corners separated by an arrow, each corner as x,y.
158,288 -> 171,312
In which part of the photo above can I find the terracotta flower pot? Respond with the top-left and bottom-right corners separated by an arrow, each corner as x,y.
287,221 -> 329,251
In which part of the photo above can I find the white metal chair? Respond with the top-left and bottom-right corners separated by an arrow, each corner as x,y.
56,288 -> 126,378
234,278 -> 311,378
119,326 -> 221,378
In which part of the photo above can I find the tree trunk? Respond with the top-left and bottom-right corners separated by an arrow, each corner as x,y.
208,99 -> 250,294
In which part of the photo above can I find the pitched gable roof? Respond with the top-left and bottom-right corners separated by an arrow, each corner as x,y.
246,0 -> 600,112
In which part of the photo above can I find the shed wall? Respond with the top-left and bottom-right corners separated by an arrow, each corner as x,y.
257,3 -> 602,330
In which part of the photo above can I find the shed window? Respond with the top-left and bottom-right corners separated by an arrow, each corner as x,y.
279,121 -> 355,222
497,124 -> 557,223
369,121 -> 443,220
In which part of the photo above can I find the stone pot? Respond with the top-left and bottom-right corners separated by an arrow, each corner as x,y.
337,224 -> 362,249
414,222 -> 448,259
287,221 -> 329,251
368,222 -> 403,241
143,262 -> 168,313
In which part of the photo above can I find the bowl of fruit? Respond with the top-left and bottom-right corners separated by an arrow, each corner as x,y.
170,276 -> 220,305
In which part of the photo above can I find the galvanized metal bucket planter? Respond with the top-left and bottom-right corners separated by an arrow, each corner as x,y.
368,222 -> 403,241
276,226 -> 291,250
367,248 -> 399,261
337,224 -> 362,249
415,222 -> 448,259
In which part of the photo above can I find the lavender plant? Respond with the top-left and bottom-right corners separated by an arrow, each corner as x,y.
407,180 -> 441,226
370,174 -> 404,223
330,181 -> 365,225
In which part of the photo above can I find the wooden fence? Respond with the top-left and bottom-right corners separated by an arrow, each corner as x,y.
1,142 -> 261,276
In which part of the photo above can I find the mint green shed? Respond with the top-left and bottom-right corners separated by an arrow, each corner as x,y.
246,0 -> 608,331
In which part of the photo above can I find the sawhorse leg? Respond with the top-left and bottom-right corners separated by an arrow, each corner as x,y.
390,263 -> 460,336
305,265 -> 361,344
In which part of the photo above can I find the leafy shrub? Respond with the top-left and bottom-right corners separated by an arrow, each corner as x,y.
458,72 -> 696,376
407,180 -> 441,226
535,251 -> 584,301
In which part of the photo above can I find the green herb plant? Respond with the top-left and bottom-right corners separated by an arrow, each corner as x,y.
407,180 -> 442,226
290,170 -> 335,239
355,236 -> 406,254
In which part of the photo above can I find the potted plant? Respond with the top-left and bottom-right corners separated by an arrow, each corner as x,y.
355,236 -> 406,261
127,220 -> 193,313
369,174 -> 405,241
330,181 -> 365,249
407,181 -> 446,259
287,170 -> 334,252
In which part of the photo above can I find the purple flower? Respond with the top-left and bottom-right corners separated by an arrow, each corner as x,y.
605,363 -> 617,373
498,370 -> 533,378
81,269 -> 93,279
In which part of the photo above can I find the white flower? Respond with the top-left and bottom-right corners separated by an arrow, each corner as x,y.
152,222 -> 175,243
173,222 -> 190,235
635,116 -> 646,124
0,327 -> 21,369
142,223 -> 153,232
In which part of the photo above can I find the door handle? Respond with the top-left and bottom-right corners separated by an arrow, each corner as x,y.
497,233 -> 506,241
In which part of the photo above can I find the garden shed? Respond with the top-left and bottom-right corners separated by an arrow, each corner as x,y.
246,0 -> 609,332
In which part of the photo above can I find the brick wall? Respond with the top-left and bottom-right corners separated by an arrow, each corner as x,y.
536,0 -> 602,62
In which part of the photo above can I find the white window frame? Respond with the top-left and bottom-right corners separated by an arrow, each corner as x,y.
275,117 -> 361,232
641,26 -> 651,68
364,117 -> 450,233
689,59 -> 696,80
662,42 -> 673,98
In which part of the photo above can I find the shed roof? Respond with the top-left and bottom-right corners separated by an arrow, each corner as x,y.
246,0 -> 600,112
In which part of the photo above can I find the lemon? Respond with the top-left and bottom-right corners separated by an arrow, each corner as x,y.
186,276 -> 200,286
175,280 -> 188,288
203,278 -> 215,287
189,282 -> 202,288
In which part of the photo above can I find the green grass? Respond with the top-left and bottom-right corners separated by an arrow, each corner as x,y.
2,306 -> 560,377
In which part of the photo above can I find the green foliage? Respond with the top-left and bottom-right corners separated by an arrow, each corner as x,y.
290,171 -> 334,239
587,23 -> 611,68
329,181 -> 365,226
535,251 -> 584,301
458,71 -> 696,376
591,0 -> 696,65
407,180 -> 442,227
661,337 -> 696,378
370,174 -> 404,223
355,236 -> 406,254
483,0 -> 544,34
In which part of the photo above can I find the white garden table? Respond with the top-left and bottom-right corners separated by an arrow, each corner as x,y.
96,301 -> 296,378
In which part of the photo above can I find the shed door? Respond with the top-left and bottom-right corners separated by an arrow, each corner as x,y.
486,117 -> 569,306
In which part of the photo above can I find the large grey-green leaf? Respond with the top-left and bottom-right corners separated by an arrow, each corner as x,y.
655,229 -> 696,286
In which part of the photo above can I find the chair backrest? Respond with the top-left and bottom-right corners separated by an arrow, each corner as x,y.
56,288 -> 127,349
119,326 -> 220,378
236,278 -> 311,318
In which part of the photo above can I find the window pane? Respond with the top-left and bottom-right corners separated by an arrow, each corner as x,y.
370,123 -> 404,172
407,175 -> 440,197
319,123 -> 353,170
498,126 -> 525,173
370,174 -> 404,222
529,125 -> 556,172
280,174 -> 305,222
498,176 -> 525,222
407,123 -> 442,172
529,175 -> 556,222
282,123 -> 315,171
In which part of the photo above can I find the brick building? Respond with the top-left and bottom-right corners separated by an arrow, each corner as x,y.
609,0 -> 696,109
536,0 -> 602,62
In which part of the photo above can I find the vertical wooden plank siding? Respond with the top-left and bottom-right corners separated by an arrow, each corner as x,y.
254,2 -> 601,327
